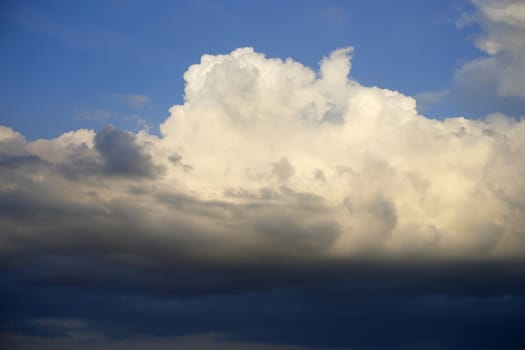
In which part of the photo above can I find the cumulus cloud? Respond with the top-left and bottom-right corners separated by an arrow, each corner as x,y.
159,46 -> 525,259
454,0 -> 525,111
1,47 -> 525,299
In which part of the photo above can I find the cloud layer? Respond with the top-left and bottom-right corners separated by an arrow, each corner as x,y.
2,46 -> 525,282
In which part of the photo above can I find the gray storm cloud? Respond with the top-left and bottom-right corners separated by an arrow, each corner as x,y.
1,43 -> 525,294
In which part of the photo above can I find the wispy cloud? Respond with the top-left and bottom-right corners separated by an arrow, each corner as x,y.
123,114 -> 149,129
319,7 -> 347,24
73,109 -> 111,122
114,93 -> 150,107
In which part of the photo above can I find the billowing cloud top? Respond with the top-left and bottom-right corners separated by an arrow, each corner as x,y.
1,45 -> 525,295
156,46 -> 525,259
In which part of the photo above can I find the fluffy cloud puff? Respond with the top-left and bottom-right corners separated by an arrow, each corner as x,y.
159,46 -> 525,258
1,47 -> 525,295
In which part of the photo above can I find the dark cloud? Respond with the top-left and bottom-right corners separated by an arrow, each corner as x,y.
0,154 -> 47,169
1,272 -> 525,350
94,126 -> 162,177
1,177 -> 524,298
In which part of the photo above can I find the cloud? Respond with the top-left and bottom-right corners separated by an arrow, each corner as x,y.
0,332 -> 329,350
114,94 -> 150,107
414,89 -> 449,112
94,125 -> 162,177
123,115 -> 148,129
1,47 -> 525,306
319,7 -> 347,24
453,0 -> 525,114
160,46 -> 525,259
2,277 -> 524,349
271,157 -> 295,183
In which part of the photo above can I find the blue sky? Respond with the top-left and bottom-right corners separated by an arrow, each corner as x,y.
2,1 -> 525,349
0,0 -> 486,139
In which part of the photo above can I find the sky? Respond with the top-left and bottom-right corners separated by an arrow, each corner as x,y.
1,0 -> 525,349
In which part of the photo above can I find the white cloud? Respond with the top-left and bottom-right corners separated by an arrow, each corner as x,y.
156,47 -> 525,258
456,0 -> 525,99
